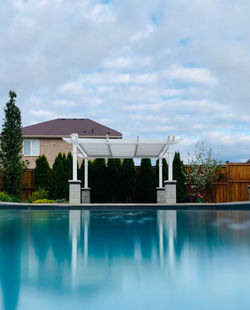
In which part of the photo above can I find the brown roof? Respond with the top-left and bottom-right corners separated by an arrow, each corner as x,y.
22,118 -> 122,138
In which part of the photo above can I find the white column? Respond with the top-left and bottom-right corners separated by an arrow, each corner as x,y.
159,157 -> 163,188
72,134 -> 78,181
84,157 -> 88,189
168,143 -> 173,181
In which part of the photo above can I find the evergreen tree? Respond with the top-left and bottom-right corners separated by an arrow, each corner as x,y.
107,158 -> 121,202
120,158 -> 136,202
136,158 -> 154,202
61,152 -> 73,198
173,151 -> 187,202
91,158 -> 107,202
34,155 -> 51,192
65,152 -> 73,181
51,153 -> 65,199
0,91 -> 27,196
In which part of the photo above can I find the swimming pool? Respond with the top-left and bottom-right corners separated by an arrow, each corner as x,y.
0,210 -> 250,310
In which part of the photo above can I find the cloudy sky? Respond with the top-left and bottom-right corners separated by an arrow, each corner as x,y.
1,0 -> 250,162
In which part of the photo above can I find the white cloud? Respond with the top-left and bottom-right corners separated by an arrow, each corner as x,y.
1,0 -> 250,162
165,65 -> 218,85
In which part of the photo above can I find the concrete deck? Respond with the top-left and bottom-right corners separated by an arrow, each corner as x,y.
0,201 -> 250,211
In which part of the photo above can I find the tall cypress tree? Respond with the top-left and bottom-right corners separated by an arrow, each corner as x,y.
34,155 -> 51,192
173,151 -> 187,202
107,158 -> 121,202
0,91 -> 27,196
91,158 -> 107,202
120,158 -> 136,202
51,153 -> 65,199
136,158 -> 154,202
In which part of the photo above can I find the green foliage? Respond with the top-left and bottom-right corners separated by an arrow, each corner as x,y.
173,152 -> 187,202
54,198 -> 68,203
120,159 -> 136,202
107,158 -> 122,202
34,155 -> 51,192
32,199 -> 54,204
0,91 -> 27,196
28,188 -> 49,202
51,153 -> 66,199
91,158 -> 107,202
187,141 -> 222,199
136,158 -> 154,202
0,192 -> 21,202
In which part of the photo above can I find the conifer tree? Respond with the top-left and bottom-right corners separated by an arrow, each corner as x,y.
173,151 -> 187,202
61,152 -> 73,198
120,158 -> 136,202
34,155 -> 51,192
51,153 -> 65,199
107,158 -> 121,202
0,91 -> 27,196
91,158 -> 107,202
136,158 -> 154,202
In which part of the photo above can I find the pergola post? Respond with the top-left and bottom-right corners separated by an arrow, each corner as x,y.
165,136 -> 176,204
69,133 -> 81,204
156,157 -> 165,203
82,157 -> 90,203
159,157 -> 163,187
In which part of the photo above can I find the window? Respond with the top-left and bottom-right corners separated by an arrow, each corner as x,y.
23,140 -> 40,156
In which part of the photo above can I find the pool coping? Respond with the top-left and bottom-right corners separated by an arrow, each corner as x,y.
0,201 -> 250,211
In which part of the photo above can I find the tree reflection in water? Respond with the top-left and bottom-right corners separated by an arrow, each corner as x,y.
0,210 -> 249,310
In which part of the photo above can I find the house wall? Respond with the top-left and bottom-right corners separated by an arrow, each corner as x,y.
23,138 -> 73,168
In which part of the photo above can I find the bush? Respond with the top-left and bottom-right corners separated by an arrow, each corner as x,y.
136,158 -> 154,202
28,188 -> 49,202
54,198 -> 68,203
0,191 -> 21,202
173,152 -> 187,202
32,199 -> 54,204
34,155 -> 51,192
120,159 -> 136,202
51,153 -> 66,200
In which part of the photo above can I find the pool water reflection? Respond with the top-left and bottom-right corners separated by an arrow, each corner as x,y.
0,210 -> 250,310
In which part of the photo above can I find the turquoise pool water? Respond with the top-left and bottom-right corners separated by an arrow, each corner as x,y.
0,210 -> 250,310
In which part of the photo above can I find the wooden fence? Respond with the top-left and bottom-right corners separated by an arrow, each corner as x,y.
185,163 -> 250,203
0,163 -> 250,202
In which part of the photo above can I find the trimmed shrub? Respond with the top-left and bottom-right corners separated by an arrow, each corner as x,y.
28,188 -> 49,202
34,155 -> 51,192
51,153 -> 66,200
136,158 -> 154,202
120,159 -> 136,202
107,158 -> 122,202
32,199 -> 54,204
173,152 -> 187,202
0,192 -> 21,202
91,158 -> 107,202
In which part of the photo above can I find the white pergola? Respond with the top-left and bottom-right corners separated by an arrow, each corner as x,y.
63,134 -> 181,189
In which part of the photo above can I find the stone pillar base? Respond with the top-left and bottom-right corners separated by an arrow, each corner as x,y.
248,185 -> 250,201
69,180 -> 82,204
81,188 -> 91,203
156,187 -> 166,204
164,180 -> 177,204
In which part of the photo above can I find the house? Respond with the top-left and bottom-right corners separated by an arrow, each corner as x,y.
22,118 -> 122,168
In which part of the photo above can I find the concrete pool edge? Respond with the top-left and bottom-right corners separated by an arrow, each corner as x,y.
0,201 -> 250,211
